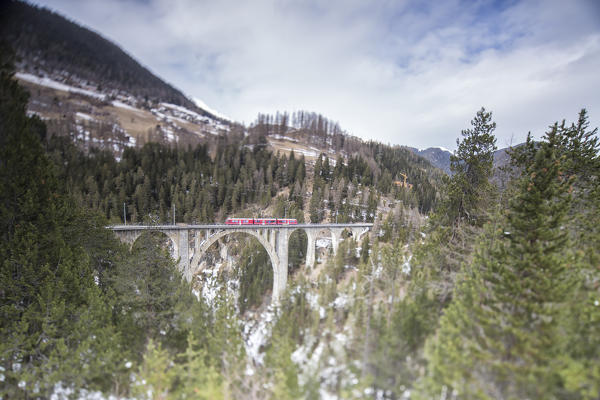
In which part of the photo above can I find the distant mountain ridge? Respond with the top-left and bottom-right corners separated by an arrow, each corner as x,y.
0,0 -> 221,121
406,147 -> 453,174
407,146 -> 517,175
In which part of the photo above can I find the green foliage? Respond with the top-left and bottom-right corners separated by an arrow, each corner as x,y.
420,132 -> 577,399
0,52 -> 235,397
132,334 -> 224,400
4,27 -> 600,399
362,287 -> 437,398
445,107 -> 498,225
263,285 -> 318,399
236,238 -> 273,313
109,232 -> 202,356
267,334 -> 303,400
175,333 -> 224,399
309,186 -> 323,223
132,340 -> 177,400
559,290 -> 600,400
288,229 -> 308,272
46,137 -> 307,224
0,49 -> 123,396
361,235 -> 370,263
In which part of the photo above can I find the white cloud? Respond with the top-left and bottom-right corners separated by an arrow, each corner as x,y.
32,0 -> 600,149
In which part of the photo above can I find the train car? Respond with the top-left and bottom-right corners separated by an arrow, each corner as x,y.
277,218 -> 298,225
225,218 -> 254,225
254,218 -> 278,225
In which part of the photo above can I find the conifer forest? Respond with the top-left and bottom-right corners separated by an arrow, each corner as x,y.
1,1 -> 600,399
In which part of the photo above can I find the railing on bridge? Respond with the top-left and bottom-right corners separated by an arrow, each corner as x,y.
108,223 -> 373,230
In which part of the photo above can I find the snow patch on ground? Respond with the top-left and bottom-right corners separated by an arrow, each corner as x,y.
111,100 -> 139,111
331,293 -> 351,309
291,336 -> 324,385
402,254 -> 413,274
269,134 -> 298,142
316,238 -> 332,248
243,305 -> 278,365
16,72 -> 106,100
161,125 -> 177,142
291,326 -> 357,400
75,112 -> 95,122
306,292 -> 326,319
192,97 -> 232,122
152,103 -> 229,137
285,147 -> 319,158
192,263 -> 224,306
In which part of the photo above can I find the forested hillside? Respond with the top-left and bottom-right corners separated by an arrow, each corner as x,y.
249,111 -> 441,214
2,9 -> 600,399
0,46 -> 238,397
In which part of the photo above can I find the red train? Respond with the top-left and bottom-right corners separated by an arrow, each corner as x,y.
225,218 -> 298,225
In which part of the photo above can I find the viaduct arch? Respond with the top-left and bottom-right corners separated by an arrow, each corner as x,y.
110,223 -> 372,302
190,229 -> 282,298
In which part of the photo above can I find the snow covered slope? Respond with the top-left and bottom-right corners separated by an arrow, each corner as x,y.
17,71 -> 230,157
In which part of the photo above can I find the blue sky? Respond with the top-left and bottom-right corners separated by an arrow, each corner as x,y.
33,0 -> 600,150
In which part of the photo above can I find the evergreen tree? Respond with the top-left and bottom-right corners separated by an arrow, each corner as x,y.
109,232 -> 194,355
446,107 -> 497,225
309,187 -> 322,223
237,238 -> 273,313
361,235 -> 370,263
420,134 -> 574,399
131,340 -> 178,399
175,333 -> 224,399
0,46 -> 122,396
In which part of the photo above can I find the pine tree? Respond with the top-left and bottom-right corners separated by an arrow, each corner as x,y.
309,187 -> 322,223
420,134 -> 574,399
549,110 -> 600,400
361,235 -> 370,263
237,238 -> 272,313
0,46 -> 122,397
175,333 -> 224,399
131,340 -> 177,400
109,232 -> 193,354
446,107 -> 497,225
267,334 -> 302,400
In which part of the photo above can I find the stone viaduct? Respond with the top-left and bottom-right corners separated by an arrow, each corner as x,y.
109,223 -> 372,301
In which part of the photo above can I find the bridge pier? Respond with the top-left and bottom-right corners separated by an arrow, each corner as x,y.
269,230 -> 276,250
274,229 -> 289,301
351,227 -> 367,242
175,229 -> 189,277
330,228 -> 344,255
305,229 -> 316,268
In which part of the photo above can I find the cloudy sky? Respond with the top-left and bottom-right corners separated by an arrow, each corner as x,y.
33,0 -> 600,150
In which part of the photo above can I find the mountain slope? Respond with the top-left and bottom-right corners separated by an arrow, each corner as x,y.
0,0 -> 218,120
0,0 -> 236,156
